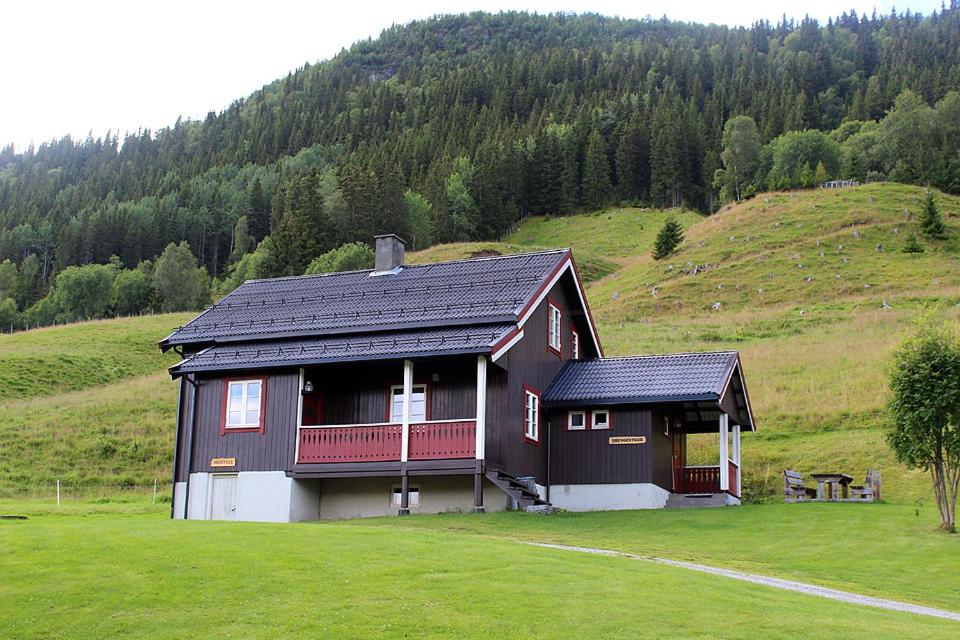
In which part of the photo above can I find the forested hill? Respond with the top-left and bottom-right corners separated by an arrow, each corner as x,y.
1,9 -> 959,327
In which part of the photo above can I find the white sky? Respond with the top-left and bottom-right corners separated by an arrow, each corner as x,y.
0,0 -> 941,150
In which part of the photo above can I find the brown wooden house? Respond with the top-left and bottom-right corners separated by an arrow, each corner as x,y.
161,235 -> 755,521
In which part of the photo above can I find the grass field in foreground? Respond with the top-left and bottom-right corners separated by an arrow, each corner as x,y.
1,509 -> 956,639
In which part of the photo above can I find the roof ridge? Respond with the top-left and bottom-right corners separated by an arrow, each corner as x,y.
588,351 -> 739,361
241,247 -> 570,284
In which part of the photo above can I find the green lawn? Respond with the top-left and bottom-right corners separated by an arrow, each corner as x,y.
363,502 -> 960,612
1,508 -> 956,639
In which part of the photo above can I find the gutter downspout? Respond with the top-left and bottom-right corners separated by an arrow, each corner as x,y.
545,418 -> 551,504
182,375 -> 200,520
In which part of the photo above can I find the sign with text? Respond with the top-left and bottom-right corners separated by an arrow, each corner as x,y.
608,436 -> 646,445
211,457 -> 237,467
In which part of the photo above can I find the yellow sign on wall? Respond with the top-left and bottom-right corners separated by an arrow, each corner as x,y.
608,436 -> 646,445
211,457 -> 237,467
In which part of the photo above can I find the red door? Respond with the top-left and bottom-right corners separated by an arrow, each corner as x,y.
671,429 -> 686,492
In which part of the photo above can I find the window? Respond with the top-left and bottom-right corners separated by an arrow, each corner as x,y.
392,487 -> 420,507
568,410 -> 586,431
571,329 -> 580,359
223,378 -> 265,432
389,384 -> 427,422
523,386 -> 540,443
591,410 -> 611,430
547,301 -> 562,354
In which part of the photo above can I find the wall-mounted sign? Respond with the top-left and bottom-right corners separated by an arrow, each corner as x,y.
608,436 -> 646,445
211,457 -> 237,467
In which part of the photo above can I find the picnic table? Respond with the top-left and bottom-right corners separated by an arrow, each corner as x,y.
810,473 -> 854,501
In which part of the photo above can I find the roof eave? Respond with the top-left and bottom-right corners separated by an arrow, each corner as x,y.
542,392 -> 720,408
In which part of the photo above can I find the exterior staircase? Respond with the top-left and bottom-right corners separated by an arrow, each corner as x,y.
485,470 -> 553,512
664,493 -> 734,509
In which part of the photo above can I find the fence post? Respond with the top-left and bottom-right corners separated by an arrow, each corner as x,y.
153,478 -> 158,504
56,479 -> 61,507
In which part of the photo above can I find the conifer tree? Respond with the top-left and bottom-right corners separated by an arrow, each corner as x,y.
653,217 -> 684,260
920,190 -> 946,238
581,129 -> 612,210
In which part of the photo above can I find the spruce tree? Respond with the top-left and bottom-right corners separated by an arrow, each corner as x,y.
653,217 -> 684,260
920,190 -> 946,238
581,129 -> 612,210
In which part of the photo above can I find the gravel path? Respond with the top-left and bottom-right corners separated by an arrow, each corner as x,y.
527,542 -> 960,622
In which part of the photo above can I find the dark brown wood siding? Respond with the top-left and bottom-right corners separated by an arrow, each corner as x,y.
546,408 -> 653,484
649,408 -> 679,491
487,272 -> 588,481
187,370 -> 300,473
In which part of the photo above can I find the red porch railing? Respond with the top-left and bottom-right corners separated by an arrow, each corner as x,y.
409,420 -> 476,460
681,466 -> 721,494
296,419 -> 476,464
728,461 -> 740,498
297,423 -> 402,463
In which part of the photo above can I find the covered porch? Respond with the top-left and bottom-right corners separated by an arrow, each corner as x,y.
672,409 -> 743,499
292,354 -> 490,513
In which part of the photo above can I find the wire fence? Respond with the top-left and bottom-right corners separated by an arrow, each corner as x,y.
0,479 -> 170,504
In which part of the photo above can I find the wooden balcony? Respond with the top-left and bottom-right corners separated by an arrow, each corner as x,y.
678,463 -> 739,497
297,420 -> 476,464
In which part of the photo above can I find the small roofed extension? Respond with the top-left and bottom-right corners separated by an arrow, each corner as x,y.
161,235 -> 755,522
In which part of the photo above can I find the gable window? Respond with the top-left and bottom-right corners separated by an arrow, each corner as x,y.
222,378 -> 266,432
389,384 -> 427,423
547,301 -> 562,355
523,386 -> 540,443
568,410 -> 586,431
571,329 -> 580,360
591,410 -> 611,430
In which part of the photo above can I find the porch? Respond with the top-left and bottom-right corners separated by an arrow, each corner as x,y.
293,355 -> 488,476
672,410 -> 743,500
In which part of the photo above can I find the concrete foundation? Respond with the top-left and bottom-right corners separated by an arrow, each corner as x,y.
174,472 -> 507,522
547,482 -> 671,511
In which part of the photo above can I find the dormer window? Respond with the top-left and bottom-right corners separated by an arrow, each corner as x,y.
548,300 -> 562,355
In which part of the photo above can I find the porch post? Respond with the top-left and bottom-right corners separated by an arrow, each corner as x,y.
474,356 -> 487,513
719,412 -> 729,493
399,359 -> 413,515
732,423 -> 741,497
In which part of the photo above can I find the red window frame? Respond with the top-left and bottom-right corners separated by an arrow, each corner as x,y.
385,383 -> 432,423
220,376 -> 267,435
546,298 -> 562,357
522,384 -> 541,446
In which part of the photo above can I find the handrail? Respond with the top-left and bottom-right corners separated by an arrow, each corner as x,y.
300,418 -> 473,430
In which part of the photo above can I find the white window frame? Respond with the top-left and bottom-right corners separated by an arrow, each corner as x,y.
664,416 -> 671,437
571,329 -> 580,359
389,384 -> 427,423
591,409 -> 611,430
225,379 -> 264,429
524,388 -> 540,442
548,302 -> 562,353
568,410 -> 586,431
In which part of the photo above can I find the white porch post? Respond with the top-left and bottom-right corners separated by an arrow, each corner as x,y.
401,359 -> 413,463
719,412 -> 729,492
475,356 -> 487,460
733,423 -> 741,496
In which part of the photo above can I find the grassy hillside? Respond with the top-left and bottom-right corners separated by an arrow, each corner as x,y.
0,314 -> 190,402
0,315 -> 189,494
1,184 -> 957,503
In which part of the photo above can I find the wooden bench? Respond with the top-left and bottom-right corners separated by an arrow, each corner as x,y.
784,469 -> 817,502
850,470 -> 882,502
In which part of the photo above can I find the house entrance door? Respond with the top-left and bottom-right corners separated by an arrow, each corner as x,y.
671,431 -> 685,492
210,474 -> 238,520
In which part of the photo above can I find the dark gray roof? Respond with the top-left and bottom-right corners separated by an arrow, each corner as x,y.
543,352 -> 740,405
161,250 -> 568,350
170,324 -> 515,376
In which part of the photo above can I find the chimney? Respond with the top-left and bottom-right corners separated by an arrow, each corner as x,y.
373,234 -> 406,274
